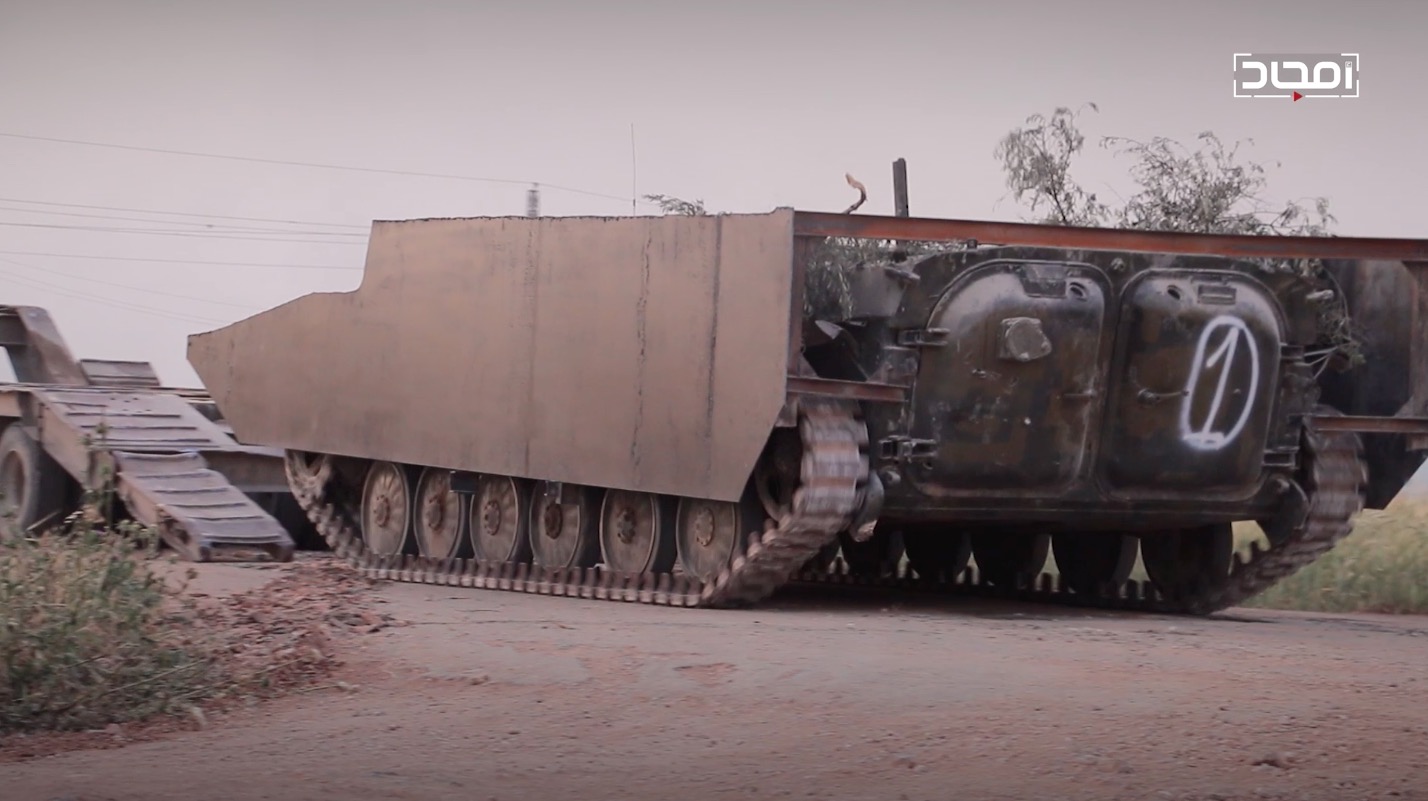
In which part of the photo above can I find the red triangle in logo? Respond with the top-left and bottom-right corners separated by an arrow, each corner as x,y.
1293,91 -> 1303,101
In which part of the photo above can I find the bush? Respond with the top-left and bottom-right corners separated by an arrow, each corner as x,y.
0,517 -> 219,734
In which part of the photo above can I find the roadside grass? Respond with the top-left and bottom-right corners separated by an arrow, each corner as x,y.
1020,500 -> 1428,615
0,511 -> 224,734
1,494 -> 366,738
1234,500 -> 1428,614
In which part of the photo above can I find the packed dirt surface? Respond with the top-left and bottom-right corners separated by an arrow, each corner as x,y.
2,556 -> 1426,801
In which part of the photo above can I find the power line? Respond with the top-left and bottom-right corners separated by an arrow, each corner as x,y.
0,259 -> 226,326
0,220 -> 365,245
0,195 -> 369,229
0,250 -> 362,271
0,256 -> 259,310
0,130 -> 657,207
0,204 -> 367,237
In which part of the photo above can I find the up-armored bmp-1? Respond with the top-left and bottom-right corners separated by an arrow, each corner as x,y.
186,200 -> 1428,613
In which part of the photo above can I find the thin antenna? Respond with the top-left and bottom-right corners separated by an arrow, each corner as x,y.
630,123 -> 638,214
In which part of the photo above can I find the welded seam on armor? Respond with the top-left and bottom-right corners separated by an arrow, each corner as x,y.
521,221 -> 543,474
702,219 -> 724,488
629,231 -> 652,482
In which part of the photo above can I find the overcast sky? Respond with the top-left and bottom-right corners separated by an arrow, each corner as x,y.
1,0 -> 1424,387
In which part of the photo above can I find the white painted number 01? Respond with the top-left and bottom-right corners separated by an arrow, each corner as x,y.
1178,315 -> 1259,452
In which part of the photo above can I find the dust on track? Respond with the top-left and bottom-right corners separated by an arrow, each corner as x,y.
2,556 -> 1425,801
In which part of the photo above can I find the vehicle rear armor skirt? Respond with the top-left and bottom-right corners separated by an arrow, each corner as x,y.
285,399 -> 870,608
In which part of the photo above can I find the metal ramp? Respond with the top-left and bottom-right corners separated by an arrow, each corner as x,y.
112,451 -> 294,562
78,359 -> 164,390
29,386 -> 295,561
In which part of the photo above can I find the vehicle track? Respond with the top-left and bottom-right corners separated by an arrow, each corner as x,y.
285,398 -> 869,608
790,407 -> 1368,615
284,405 -> 1365,616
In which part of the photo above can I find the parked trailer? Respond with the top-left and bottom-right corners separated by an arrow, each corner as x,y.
0,305 -> 300,561
186,192 -> 1428,613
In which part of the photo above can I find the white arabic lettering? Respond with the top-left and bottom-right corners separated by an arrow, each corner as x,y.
1239,58 -> 1349,91
1272,60 -> 1310,88
1242,61 -> 1268,89
1178,315 -> 1260,452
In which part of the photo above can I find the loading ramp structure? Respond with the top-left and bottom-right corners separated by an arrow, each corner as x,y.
0,304 -> 298,561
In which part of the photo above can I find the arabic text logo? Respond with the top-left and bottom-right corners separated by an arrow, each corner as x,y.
1233,53 -> 1359,101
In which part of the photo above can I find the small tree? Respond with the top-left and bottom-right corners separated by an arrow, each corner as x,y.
992,103 -> 1334,236
643,193 -> 707,216
993,103 -> 1357,365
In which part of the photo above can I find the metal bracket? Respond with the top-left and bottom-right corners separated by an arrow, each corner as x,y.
997,317 -> 1052,362
895,328 -> 950,348
847,470 -> 884,543
878,436 -> 937,462
449,470 -> 480,495
775,397 -> 800,427
1395,260 -> 1428,450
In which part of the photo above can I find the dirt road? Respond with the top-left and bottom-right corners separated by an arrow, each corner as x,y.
3,557 -> 1426,801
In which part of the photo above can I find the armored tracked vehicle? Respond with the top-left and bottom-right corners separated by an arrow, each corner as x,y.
186,197 -> 1428,613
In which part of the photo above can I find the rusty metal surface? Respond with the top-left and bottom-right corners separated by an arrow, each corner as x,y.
32,387 -> 253,451
835,244 -> 1343,524
0,305 -> 88,385
78,359 -> 163,389
1316,258 -> 1428,507
190,211 -> 797,503
785,375 -> 906,403
1309,415 -> 1428,434
2,385 -> 297,559
1397,260 -> 1428,450
27,386 -> 283,486
794,211 -> 1428,261
1098,269 -> 1284,498
112,451 -> 293,561
905,259 -> 1111,497
199,449 -> 292,493
787,236 -> 811,368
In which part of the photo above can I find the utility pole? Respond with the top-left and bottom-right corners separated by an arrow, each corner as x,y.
526,183 -> 541,218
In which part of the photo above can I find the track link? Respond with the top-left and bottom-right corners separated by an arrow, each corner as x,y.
787,410 -> 1368,616
284,398 -> 869,608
